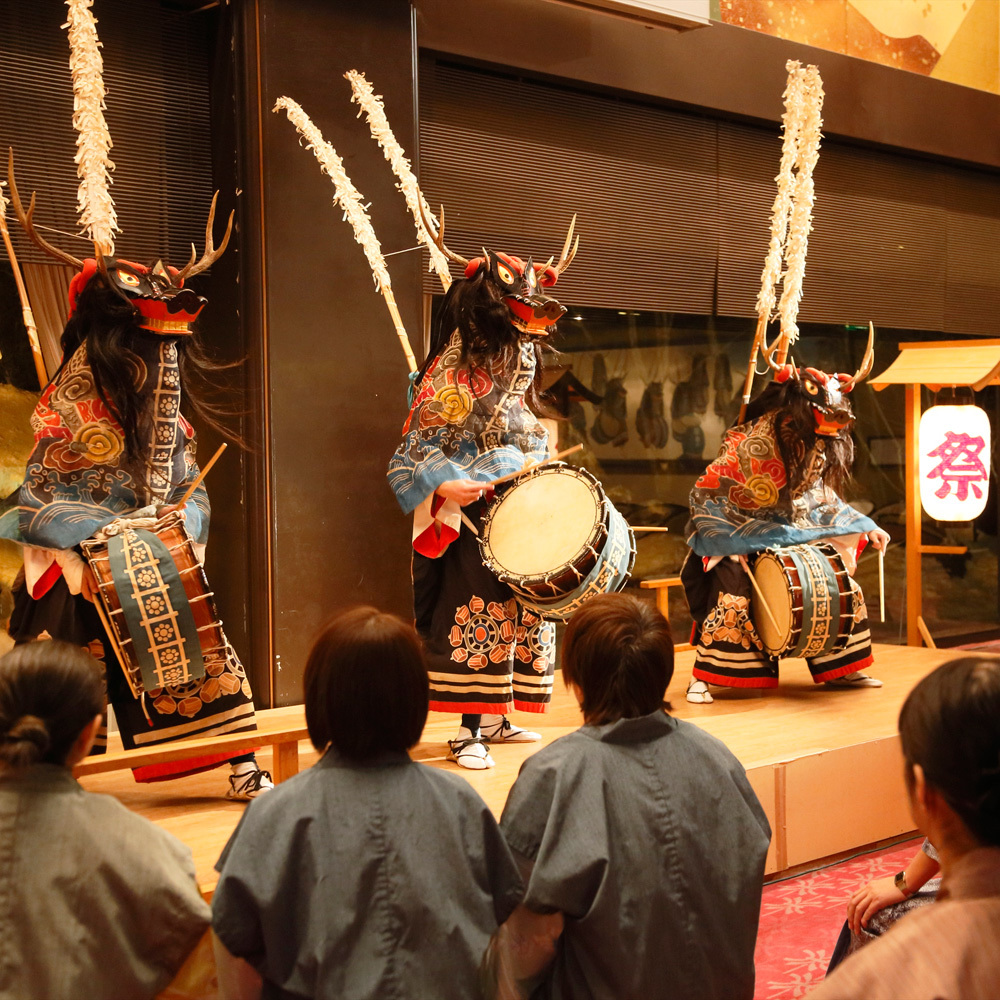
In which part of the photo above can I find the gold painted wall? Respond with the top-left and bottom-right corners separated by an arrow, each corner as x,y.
716,0 -> 1000,94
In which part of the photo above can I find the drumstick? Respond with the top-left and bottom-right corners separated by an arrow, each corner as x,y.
632,526 -> 670,533
485,444 -> 584,489
460,511 -> 479,537
878,545 -> 885,623
738,554 -> 782,638
175,443 -> 227,510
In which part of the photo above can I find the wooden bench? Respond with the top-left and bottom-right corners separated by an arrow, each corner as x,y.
640,576 -> 694,652
74,704 -> 309,784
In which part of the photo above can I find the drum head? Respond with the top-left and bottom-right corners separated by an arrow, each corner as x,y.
752,554 -> 794,655
486,469 -> 602,577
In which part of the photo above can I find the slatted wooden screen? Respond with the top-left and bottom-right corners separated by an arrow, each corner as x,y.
0,0 -> 213,267
419,58 -> 1000,336
418,59 -> 717,313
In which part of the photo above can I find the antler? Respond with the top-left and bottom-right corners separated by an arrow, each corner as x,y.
554,214 -> 579,276
417,199 -> 469,268
840,321 -> 875,391
172,192 -> 234,283
762,330 -> 784,373
7,150 -> 82,269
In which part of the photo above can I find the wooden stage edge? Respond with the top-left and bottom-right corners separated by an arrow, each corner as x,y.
77,643 -> 987,894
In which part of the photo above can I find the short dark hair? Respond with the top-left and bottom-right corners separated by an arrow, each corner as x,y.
0,641 -> 104,768
899,656 -> 1000,847
303,607 -> 429,761
562,593 -> 674,724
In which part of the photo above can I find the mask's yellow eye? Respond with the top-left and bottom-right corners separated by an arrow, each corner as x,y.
496,263 -> 514,285
117,270 -> 140,287
804,381 -> 819,396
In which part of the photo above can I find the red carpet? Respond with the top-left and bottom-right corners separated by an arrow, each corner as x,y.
753,837 -> 922,998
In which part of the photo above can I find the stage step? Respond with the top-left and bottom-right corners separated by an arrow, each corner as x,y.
74,705 -> 308,784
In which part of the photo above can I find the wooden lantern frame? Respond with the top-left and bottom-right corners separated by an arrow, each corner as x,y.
871,339 -> 1000,646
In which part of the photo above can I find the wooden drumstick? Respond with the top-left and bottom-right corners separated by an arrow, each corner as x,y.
460,511 -> 479,537
878,545 -> 885,623
738,554 -> 781,638
485,444 -> 584,489
175,443 -> 227,510
632,526 -> 670,533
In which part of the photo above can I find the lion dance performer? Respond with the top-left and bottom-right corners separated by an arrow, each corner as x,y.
681,336 -> 889,704
388,211 -> 577,768
0,199 -> 270,798
0,0 -> 267,797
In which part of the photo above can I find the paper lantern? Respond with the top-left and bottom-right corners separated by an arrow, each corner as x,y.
919,404 -> 991,521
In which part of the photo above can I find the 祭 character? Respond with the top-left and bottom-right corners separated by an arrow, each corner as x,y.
0,171 -> 269,798
681,331 -> 890,703
387,210 -> 578,769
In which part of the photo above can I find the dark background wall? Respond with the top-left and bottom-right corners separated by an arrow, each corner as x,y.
235,0 -> 420,704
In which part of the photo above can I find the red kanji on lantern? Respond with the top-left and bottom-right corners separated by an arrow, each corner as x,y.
925,431 -> 988,501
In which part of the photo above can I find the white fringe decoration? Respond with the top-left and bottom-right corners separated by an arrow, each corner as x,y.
64,0 -> 118,255
274,96 -> 390,290
777,63 -> 824,349
345,69 -> 452,290
273,95 -> 416,372
756,61 -> 805,321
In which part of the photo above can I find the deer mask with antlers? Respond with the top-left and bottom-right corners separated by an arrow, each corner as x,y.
421,202 -> 578,338
757,322 -> 876,438
8,151 -> 233,337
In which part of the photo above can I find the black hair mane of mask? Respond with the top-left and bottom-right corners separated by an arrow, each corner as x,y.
418,270 -> 554,414
742,377 -> 854,494
56,274 -> 243,492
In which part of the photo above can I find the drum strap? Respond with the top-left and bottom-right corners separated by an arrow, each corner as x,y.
108,527 -> 206,692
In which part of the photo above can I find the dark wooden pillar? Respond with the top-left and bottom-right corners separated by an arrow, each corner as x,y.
232,0 -> 420,705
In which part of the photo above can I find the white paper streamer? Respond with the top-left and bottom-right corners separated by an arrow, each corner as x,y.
274,95 -> 416,371
777,64 -> 824,348
63,0 -> 118,254
345,70 -> 452,289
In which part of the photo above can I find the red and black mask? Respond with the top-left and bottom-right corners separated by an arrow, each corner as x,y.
764,323 -> 875,437
774,365 -> 857,437
69,257 -> 207,336
463,251 -> 566,336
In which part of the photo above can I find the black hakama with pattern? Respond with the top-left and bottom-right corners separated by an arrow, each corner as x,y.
413,498 -> 555,714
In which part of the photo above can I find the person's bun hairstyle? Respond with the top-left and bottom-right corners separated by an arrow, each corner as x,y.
0,642 -> 104,768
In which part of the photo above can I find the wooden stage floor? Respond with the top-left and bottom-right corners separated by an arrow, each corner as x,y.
77,642 -> 979,893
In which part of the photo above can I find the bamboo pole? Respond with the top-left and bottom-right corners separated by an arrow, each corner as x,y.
0,198 -> 47,387
738,312 -> 769,424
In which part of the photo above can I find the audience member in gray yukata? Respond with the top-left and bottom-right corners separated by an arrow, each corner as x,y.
0,641 -> 210,1000
810,657 -> 1000,999
212,606 -> 524,1000
485,592 -> 771,1000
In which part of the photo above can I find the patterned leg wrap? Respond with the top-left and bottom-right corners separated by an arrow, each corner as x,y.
682,554 -> 779,689
807,579 -> 874,682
